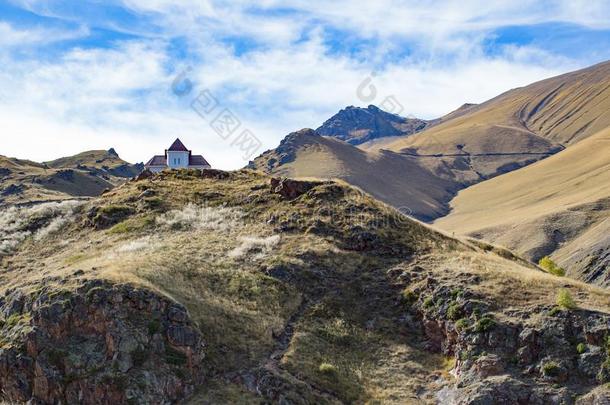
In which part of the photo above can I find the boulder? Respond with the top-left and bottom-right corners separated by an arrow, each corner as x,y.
270,178 -> 321,200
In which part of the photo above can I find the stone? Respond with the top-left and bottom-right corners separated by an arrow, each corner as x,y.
270,177 -> 321,200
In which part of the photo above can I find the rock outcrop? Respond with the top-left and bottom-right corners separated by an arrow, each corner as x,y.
393,264 -> 610,403
0,281 -> 204,404
316,105 -> 430,145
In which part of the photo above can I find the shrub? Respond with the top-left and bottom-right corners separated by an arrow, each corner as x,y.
318,362 -> 338,379
455,318 -> 470,331
0,200 -> 83,254
556,289 -> 576,310
549,306 -> 562,316
474,317 -> 496,333
541,361 -> 561,377
423,297 -> 435,308
539,256 -> 566,277
402,289 -> 418,304
598,358 -> 610,383
451,288 -> 464,299
447,303 -> 461,320
577,343 -> 587,354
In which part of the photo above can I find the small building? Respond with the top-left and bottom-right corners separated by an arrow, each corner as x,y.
145,138 -> 211,173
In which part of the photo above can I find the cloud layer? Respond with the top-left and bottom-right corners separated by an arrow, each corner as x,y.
1,0 -> 609,168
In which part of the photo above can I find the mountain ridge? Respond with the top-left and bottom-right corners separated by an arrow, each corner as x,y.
0,149 -> 143,207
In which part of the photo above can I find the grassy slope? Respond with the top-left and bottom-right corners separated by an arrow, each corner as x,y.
379,60 -> 610,179
435,127 -> 610,285
3,169 -> 609,403
0,150 -> 140,206
251,130 -> 460,221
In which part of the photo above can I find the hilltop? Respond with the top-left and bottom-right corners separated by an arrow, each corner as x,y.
0,149 -> 143,207
1,169 -> 609,403
316,105 -> 431,145
250,129 -> 460,221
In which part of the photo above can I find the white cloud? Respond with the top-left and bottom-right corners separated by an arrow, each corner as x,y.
0,21 -> 88,47
0,1 -> 607,169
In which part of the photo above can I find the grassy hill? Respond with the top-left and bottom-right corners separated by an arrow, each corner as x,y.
435,126 -> 610,286
0,149 -> 142,207
1,169 -> 609,403
250,129 -> 461,221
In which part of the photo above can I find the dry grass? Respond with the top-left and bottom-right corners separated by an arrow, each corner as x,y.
2,169 -> 610,403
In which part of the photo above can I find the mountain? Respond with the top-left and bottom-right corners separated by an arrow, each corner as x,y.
254,61 -> 610,227
435,126 -> 610,286
250,129 -> 460,221
381,61 -> 610,179
1,168 -> 609,403
316,105 -> 431,145
0,149 -> 143,207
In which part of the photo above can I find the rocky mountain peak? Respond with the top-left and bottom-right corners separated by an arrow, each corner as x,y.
316,104 -> 430,145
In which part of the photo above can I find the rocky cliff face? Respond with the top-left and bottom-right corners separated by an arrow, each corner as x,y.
394,262 -> 610,403
0,280 -> 204,404
316,105 -> 430,145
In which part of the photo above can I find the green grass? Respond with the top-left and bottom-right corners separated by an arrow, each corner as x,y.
577,343 -> 587,354
108,215 -> 155,234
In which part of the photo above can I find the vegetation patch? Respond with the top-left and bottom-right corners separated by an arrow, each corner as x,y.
556,289 -> 576,310
108,215 -> 155,234
474,316 -> 496,333
539,256 -> 566,277
541,361 -> 561,377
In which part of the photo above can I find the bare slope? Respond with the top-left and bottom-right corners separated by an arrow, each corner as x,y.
0,149 -> 142,206
251,129 -> 461,221
435,127 -> 610,285
1,169 -> 610,403
383,60 -> 610,178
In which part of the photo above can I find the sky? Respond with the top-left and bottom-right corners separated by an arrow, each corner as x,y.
1,0 -> 610,169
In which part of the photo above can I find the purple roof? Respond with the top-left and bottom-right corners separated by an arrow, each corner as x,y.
145,155 -> 166,166
145,154 -> 210,167
167,138 -> 189,152
189,155 -> 210,166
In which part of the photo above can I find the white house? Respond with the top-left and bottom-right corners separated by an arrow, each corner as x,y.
145,138 -> 211,173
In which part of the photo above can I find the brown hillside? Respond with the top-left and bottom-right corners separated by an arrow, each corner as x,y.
0,149 -> 142,207
383,60 -> 610,178
435,127 -> 610,285
251,129 -> 461,221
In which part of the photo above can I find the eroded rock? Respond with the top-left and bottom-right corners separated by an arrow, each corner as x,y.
0,281 -> 205,404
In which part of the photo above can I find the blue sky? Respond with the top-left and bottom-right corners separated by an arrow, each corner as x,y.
1,0 -> 610,168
